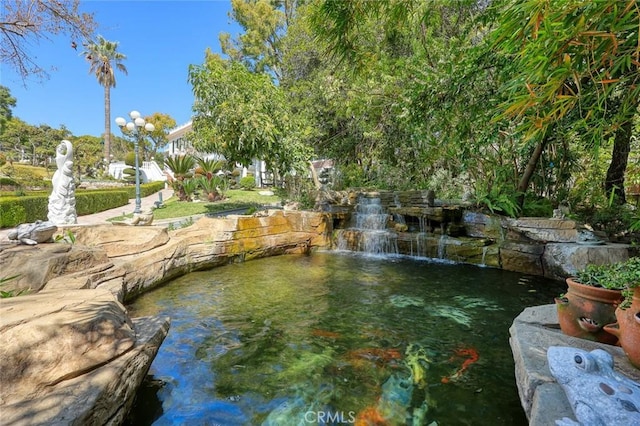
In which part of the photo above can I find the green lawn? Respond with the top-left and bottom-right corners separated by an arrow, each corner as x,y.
108,189 -> 282,222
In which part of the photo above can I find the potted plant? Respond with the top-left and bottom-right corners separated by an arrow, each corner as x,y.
603,257 -> 640,368
556,261 -> 628,345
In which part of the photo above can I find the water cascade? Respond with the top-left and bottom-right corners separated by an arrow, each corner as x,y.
331,190 -> 501,266
335,195 -> 399,255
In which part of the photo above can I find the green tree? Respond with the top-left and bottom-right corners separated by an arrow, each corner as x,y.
219,0 -> 293,81
109,134 -> 133,162
0,0 -> 97,80
0,85 -> 17,135
188,53 -> 312,177
0,118 -> 70,166
71,135 -> 103,178
82,35 -> 128,166
491,0 -> 640,204
306,0 -> 498,192
141,112 -> 177,161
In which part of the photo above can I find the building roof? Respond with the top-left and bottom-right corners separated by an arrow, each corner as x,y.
167,121 -> 193,142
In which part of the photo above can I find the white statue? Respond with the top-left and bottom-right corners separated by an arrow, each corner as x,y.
47,140 -> 77,225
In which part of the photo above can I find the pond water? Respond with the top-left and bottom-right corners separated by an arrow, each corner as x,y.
125,251 -> 564,425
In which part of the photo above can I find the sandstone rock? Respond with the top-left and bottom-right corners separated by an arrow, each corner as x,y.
388,206 -> 462,224
507,218 -> 578,243
0,289 -> 135,405
108,210 -> 330,301
445,238 -> 499,267
500,241 -> 545,275
60,224 -> 170,257
0,243 -> 110,293
0,315 -> 170,426
462,211 -> 505,240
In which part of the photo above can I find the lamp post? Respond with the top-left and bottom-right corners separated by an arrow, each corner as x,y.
115,111 -> 155,214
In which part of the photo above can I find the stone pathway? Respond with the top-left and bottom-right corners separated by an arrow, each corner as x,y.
0,188 -> 174,241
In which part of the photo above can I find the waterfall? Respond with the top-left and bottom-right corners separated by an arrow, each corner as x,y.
335,196 -> 398,255
437,235 -> 448,259
481,246 -> 488,266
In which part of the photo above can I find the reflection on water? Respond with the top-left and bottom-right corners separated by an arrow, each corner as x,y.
126,252 -> 564,425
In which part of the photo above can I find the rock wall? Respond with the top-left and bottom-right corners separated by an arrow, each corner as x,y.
0,209 -> 330,425
327,190 -> 633,280
0,210 -> 330,301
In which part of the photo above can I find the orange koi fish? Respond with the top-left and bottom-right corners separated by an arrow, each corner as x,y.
311,329 -> 341,339
348,348 -> 403,364
355,406 -> 388,426
441,347 -> 479,384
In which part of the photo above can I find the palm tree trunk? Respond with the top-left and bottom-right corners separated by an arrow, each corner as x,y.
104,85 -> 111,166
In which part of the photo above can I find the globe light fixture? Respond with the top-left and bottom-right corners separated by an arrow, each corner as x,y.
115,111 -> 155,214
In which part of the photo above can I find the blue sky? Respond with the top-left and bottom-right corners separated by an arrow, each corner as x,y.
1,0 -> 239,137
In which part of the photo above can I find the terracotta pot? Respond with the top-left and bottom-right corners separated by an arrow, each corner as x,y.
555,277 -> 623,345
604,287 -> 640,368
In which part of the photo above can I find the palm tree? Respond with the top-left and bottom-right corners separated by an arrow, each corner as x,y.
82,35 -> 127,166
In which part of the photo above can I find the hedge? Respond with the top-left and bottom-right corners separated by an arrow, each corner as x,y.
122,181 -> 165,198
0,181 -> 165,228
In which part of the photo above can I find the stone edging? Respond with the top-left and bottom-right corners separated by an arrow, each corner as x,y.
509,304 -> 640,425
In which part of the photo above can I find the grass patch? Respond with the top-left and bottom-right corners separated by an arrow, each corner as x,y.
4,164 -> 51,179
107,189 -> 282,222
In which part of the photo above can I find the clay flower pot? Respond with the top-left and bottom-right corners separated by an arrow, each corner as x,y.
604,287 -> 640,368
555,277 -> 623,345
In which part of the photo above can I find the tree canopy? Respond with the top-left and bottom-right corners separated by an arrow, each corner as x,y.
0,85 -> 17,135
188,52 -> 312,176
186,0 -> 640,224
1,0 -> 96,80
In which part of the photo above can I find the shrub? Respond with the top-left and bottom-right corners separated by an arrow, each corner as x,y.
239,176 -> 256,190
2,165 -> 48,189
0,176 -> 18,189
0,196 -> 47,227
124,151 -> 136,167
0,182 -> 164,228
75,191 -> 129,215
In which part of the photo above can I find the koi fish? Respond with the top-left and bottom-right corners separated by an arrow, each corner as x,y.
348,348 -> 403,365
354,406 -> 387,426
441,347 -> 479,384
311,329 -> 341,339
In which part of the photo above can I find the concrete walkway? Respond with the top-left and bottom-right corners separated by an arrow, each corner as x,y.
0,189 -> 174,241
75,189 -> 173,225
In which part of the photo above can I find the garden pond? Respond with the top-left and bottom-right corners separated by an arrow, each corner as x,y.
125,251 -> 565,425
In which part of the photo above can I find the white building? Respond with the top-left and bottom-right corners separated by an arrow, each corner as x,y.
164,120 -> 270,187
164,121 -> 195,157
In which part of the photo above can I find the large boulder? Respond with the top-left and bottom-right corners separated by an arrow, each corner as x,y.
0,288 -> 170,425
507,218 -> 578,243
0,289 -> 135,405
59,224 -> 170,258
543,242 -> 630,280
500,241 -> 546,276
0,243 -> 111,293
